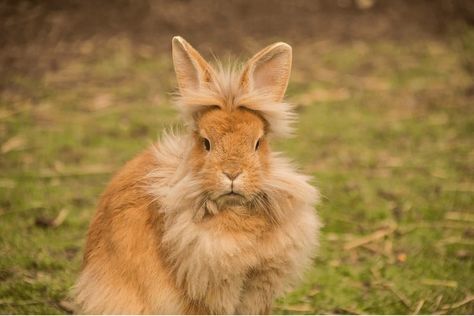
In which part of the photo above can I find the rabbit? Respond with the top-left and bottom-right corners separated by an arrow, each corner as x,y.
73,36 -> 321,315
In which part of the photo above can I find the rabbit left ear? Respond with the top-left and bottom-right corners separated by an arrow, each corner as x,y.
172,36 -> 216,93
240,42 -> 292,102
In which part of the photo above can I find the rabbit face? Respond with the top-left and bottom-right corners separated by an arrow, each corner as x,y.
190,107 -> 269,205
171,36 -> 294,211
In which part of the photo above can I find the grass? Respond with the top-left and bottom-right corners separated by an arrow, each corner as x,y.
1,31 -> 473,314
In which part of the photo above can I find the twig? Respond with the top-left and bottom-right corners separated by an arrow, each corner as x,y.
399,222 -> 472,234
441,294 -> 474,310
58,300 -> 76,314
52,208 -> 69,227
433,295 -> 443,310
277,303 -> 313,313
444,211 -> 474,222
334,307 -> 364,315
421,279 -> 458,288
382,283 -> 411,308
412,299 -> 424,315
35,209 -> 69,228
344,224 -> 396,250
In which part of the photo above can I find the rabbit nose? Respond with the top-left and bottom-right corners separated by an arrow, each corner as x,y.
223,170 -> 241,181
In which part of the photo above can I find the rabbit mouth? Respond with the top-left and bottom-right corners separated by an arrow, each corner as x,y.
217,191 -> 246,204
221,191 -> 245,199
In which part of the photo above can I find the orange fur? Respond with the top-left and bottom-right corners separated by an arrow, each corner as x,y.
74,37 -> 320,314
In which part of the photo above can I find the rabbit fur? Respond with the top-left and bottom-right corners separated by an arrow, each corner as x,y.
74,36 -> 321,314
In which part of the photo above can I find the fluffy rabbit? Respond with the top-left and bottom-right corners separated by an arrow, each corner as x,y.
74,36 -> 320,314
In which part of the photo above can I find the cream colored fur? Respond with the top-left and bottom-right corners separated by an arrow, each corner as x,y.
73,36 -> 320,315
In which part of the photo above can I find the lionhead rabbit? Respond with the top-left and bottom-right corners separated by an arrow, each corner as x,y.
74,36 -> 320,314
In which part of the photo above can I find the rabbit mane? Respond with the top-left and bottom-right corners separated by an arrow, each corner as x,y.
144,131 -> 320,310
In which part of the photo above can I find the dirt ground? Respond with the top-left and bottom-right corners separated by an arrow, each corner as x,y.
1,0 -> 473,80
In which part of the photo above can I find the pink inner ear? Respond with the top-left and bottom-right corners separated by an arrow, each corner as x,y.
172,36 -> 217,93
174,56 -> 199,91
253,59 -> 282,90
239,43 -> 292,103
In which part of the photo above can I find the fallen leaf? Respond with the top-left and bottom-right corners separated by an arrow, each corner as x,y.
455,249 -> 470,259
58,300 -> 76,314
1,136 -> 26,153
35,209 -> 69,228
87,93 -> 113,111
397,252 -> 407,263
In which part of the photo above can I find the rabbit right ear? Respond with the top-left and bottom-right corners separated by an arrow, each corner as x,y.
240,42 -> 292,102
172,36 -> 215,93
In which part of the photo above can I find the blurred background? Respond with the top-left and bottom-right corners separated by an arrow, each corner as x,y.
0,0 -> 473,314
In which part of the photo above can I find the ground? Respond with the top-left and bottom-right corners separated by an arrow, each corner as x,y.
0,1 -> 473,314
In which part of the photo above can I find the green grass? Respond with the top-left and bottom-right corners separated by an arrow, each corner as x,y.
1,32 -> 473,314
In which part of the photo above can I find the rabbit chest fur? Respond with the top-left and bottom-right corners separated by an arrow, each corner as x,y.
74,36 -> 321,315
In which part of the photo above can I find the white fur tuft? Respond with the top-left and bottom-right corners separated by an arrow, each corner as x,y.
174,63 -> 296,137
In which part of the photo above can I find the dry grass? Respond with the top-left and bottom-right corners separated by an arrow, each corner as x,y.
0,6 -> 473,313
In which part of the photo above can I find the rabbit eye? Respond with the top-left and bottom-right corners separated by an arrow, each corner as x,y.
203,138 -> 211,151
255,139 -> 261,151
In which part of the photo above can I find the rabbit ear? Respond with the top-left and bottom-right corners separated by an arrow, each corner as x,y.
240,42 -> 292,102
172,36 -> 215,93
